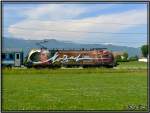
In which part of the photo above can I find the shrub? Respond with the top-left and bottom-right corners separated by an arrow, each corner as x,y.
116,55 -> 128,62
129,56 -> 138,61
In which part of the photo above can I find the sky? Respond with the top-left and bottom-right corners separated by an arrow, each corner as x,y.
3,3 -> 147,47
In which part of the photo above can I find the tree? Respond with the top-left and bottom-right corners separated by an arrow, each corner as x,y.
123,52 -> 128,60
116,55 -> 122,62
141,45 -> 148,57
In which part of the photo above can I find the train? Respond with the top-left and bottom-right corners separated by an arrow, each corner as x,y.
24,48 -> 117,68
2,48 -> 24,67
2,48 -> 117,68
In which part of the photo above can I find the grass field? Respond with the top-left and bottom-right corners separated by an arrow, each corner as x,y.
2,61 -> 148,111
117,61 -> 147,69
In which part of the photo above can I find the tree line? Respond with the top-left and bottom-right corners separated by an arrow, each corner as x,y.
116,44 -> 148,62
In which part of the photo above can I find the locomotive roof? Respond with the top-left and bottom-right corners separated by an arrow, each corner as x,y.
50,48 -> 107,51
2,48 -> 23,53
29,48 -> 108,52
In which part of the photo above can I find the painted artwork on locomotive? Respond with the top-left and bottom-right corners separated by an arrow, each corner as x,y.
25,48 -> 116,68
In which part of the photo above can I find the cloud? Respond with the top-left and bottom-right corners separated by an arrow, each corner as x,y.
7,4 -> 147,47
23,4 -> 88,20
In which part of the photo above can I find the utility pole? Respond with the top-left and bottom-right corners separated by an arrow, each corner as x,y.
36,40 -> 48,49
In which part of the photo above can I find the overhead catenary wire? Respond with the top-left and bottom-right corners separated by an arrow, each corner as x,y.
36,33 -> 147,43
12,32 -> 146,44
25,19 -> 147,26
4,18 -> 147,26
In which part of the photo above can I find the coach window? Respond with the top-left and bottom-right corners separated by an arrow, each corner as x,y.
16,53 -> 20,59
9,54 -> 14,60
6,54 -> 9,59
2,54 -> 6,59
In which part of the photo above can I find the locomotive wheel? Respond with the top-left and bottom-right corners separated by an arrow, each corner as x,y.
106,65 -> 114,68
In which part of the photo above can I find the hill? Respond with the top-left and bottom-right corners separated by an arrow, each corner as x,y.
2,37 -> 141,57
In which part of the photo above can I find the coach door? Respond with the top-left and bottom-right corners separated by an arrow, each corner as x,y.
15,53 -> 21,66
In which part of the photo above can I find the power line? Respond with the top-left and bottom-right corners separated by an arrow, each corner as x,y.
43,33 -> 147,40
39,33 -> 147,42
23,19 -> 147,26
4,29 -> 146,39
10,32 -> 146,44
11,27 -> 147,35
4,18 -> 146,26
73,41 -> 147,44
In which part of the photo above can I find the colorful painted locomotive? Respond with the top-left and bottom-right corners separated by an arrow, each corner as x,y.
25,48 -> 117,68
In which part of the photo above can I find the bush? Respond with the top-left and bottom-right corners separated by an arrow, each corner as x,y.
129,56 -> 138,61
123,52 -> 128,60
117,59 -> 129,62
116,55 -> 128,62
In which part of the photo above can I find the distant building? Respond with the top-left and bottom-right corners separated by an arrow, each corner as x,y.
138,53 -> 148,62
138,58 -> 148,62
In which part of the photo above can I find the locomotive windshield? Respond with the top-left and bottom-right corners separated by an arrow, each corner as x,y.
102,54 -> 113,58
30,52 -> 40,62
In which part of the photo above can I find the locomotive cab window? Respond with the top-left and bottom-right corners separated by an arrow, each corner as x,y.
97,54 -> 102,58
103,54 -> 112,58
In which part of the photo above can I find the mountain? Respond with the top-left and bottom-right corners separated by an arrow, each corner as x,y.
2,37 -> 141,57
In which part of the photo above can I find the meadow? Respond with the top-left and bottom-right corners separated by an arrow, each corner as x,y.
2,61 -> 148,111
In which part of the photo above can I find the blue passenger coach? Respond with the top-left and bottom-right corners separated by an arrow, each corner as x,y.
2,48 -> 23,67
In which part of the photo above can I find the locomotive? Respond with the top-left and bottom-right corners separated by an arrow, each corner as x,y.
25,48 -> 117,68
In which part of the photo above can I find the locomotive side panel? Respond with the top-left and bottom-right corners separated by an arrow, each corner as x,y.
25,49 -> 116,68
56,50 -> 99,66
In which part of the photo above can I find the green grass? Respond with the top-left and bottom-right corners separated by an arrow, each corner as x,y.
2,61 -> 148,111
117,61 -> 147,69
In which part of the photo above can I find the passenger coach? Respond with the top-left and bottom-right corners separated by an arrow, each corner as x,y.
2,48 -> 23,67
